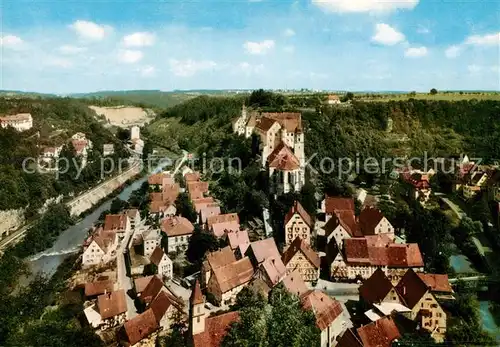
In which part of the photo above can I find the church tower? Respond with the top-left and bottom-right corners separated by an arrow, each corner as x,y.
190,279 -> 206,335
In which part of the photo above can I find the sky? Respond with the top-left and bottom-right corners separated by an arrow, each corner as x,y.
1,0 -> 499,94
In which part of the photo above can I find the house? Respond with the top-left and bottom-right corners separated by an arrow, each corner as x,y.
395,269 -> 447,342
402,173 -> 432,204
103,214 -> 131,236
463,171 -> 489,199
138,275 -> 169,304
187,181 -> 209,199
417,273 -> 455,301
301,290 -> 348,347
161,216 -> 195,253
324,209 -> 360,248
121,308 -> 158,346
255,116 -> 283,166
282,236 -> 320,283
192,197 -> 216,213
359,268 -> 402,306
268,142 -> 304,194
124,209 -> 141,229
232,105 -> 249,136
323,196 -> 355,222
263,112 -> 305,162
148,173 -> 174,190
142,228 -> 161,257
338,316 -> 401,347
486,169 -> 500,201
281,268 -> 308,296
358,207 -> 395,241
207,213 -> 240,237
201,246 -> 237,288
327,238 -> 424,282
199,203 -> 221,224
150,290 -> 185,330
0,113 -> 33,131
150,247 -> 173,280
103,144 -> 114,156
207,257 -> 255,305
96,290 -> 127,325
149,186 -> 179,217
225,229 -> 250,254
40,145 -> 63,160
82,228 -> 117,267
324,95 -> 341,105
185,171 -> 201,183
191,280 -> 240,347
284,201 -> 313,249
84,280 -> 115,299
134,275 -> 155,296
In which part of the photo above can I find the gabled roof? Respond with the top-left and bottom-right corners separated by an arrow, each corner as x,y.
150,247 -> 167,266
140,275 -> 164,304
267,142 -> 300,171
226,229 -> 250,251
187,181 -> 209,193
324,210 -> 360,238
359,268 -> 395,304
161,216 -> 194,237
191,279 -> 204,305
211,221 -> 240,238
260,256 -> 286,286
324,196 -> 355,215
103,214 -> 129,231
282,236 -> 320,269
357,316 -> 401,347
212,257 -> 254,293
85,280 -> 114,297
359,207 -> 387,236
123,309 -> 158,346
134,275 -> 155,294
184,171 -> 201,182
246,238 -> 281,264
300,290 -> 344,331
148,173 -> 173,186
206,246 -> 237,270
417,273 -> 453,293
284,201 -> 312,228
86,227 -> 116,253
150,291 -> 182,323
262,112 -> 302,133
192,311 -> 240,347
97,290 -> 127,320
200,203 -> 221,223
255,116 -> 279,132
192,197 -> 216,212
337,329 -> 363,347
207,213 -> 239,228
124,208 -> 140,219
282,269 -> 308,296
395,269 -> 430,309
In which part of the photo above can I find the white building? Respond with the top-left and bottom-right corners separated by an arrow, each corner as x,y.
82,228 -> 117,267
160,216 -> 195,253
149,247 -> 173,280
143,228 -> 161,257
131,125 -> 140,140
0,113 -> 33,132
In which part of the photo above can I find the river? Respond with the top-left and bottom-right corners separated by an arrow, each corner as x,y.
27,160 -> 172,277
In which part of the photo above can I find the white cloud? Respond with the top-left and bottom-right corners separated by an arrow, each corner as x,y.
312,0 -> 419,13
445,45 -> 461,58
169,59 -> 217,77
70,20 -> 109,40
46,57 -> 73,68
118,50 -> 144,64
468,64 -> 482,73
464,32 -> 500,46
0,35 -> 23,48
372,23 -> 405,46
405,46 -> 428,58
58,45 -> 87,54
139,65 -> 156,77
283,28 -> 295,37
416,25 -> 430,34
243,40 -> 275,55
123,32 -> 155,47
284,45 -> 295,53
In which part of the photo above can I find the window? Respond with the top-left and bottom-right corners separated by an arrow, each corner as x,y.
197,317 -> 200,323
197,306 -> 200,313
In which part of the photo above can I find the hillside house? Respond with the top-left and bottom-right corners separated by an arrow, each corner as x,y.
284,201 -> 313,249
82,228 -> 117,267
201,246 -> 237,288
225,229 -> 250,254
84,280 -> 115,300
96,290 -> 127,327
0,113 -> 33,131
207,256 -> 254,305
148,173 -> 174,191
281,268 -> 309,296
103,214 -> 131,236
124,209 -> 141,230
149,247 -> 173,280
161,216 -> 194,252
324,209 -> 360,248
358,207 -> 395,241
301,290 -> 349,347
268,142 -> 304,194
282,236 -> 320,283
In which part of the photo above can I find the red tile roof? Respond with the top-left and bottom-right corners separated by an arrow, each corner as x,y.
184,171 -> 201,182
149,247 -> 166,266
247,238 -> 282,264
207,213 -> 240,228
134,275 -> 155,294
226,229 -> 250,251
148,173 -> 173,186
282,236 -> 320,269
140,275 -> 164,304
255,116 -> 279,132
187,181 -> 209,194
71,139 -> 88,154
262,112 -> 302,133
193,197 -> 216,212
192,311 -> 240,347
282,269 -> 308,296
161,216 -> 194,237
260,256 -> 287,286
212,257 -> 254,293
206,246 -> 237,270
324,196 -> 355,215
359,268 -> 395,304
301,290 -> 344,331
284,201 -> 312,228
150,290 -> 183,323
103,214 -> 128,231
191,279 -> 204,305
200,203 -> 222,223
417,273 -> 453,293
97,290 -> 127,320
337,329 -> 363,347
267,142 -> 300,171
87,227 -> 116,253
211,221 -> 240,238
123,309 -> 158,346
84,280 -> 114,297
357,316 -> 401,347
359,207 -> 386,236
324,210 -> 360,238
395,269 -> 430,309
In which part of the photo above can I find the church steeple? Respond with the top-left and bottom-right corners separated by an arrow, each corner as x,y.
190,279 -> 206,335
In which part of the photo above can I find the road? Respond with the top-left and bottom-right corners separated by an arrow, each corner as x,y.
439,196 -> 466,220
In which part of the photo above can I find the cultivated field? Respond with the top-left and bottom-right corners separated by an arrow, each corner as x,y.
355,92 -> 500,102
89,105 -> 155,128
